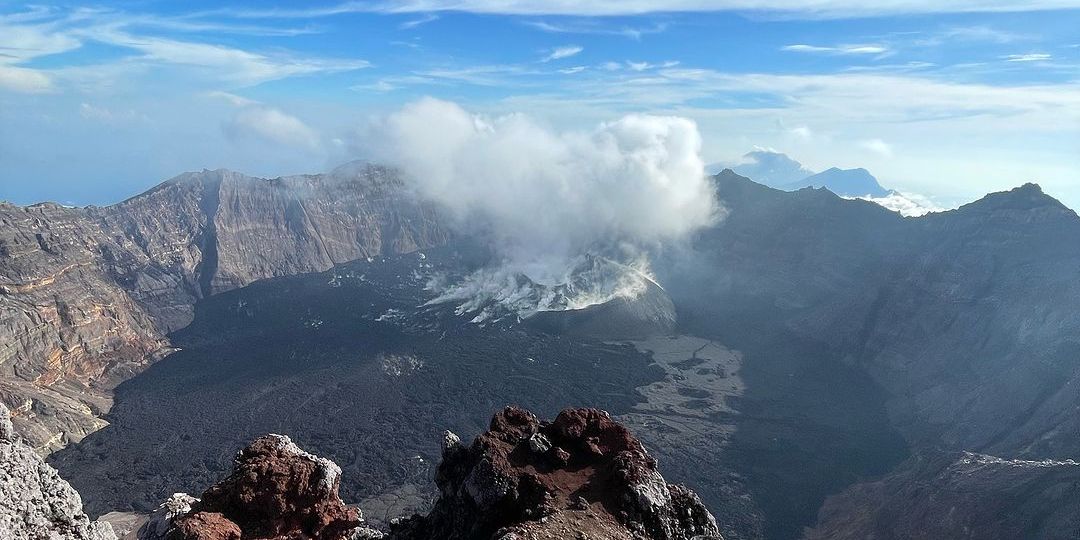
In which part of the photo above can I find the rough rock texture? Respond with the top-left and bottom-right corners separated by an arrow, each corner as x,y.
388,406 -> 720,540
666,172 -> 1080,536
151,434 -> 366,540
138,493 -> 198,540
140,408 -> 717,540
0,403 -> 116,539
0,163 -> 447,451
805,452 -> 1080,540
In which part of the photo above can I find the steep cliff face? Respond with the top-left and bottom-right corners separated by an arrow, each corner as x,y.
665,172 -> 1080,536
0,201 -> 171,452
671,173 -> 1080,457
0,163 -> 447,451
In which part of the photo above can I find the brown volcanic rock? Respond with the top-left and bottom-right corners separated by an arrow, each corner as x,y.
144,408 -> 718,540
0,163 -> 446,451
168,512 -> 241,540
390,406 -> 721,540
167,434 -> 362,540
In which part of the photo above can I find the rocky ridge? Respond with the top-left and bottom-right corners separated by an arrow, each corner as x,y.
137,407 -> 720,540
0,163 -> 447,451
0,403 -> 116,539
805,451 -> 1080,539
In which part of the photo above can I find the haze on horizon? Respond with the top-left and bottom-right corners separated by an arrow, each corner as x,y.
1,1 -> 1078,209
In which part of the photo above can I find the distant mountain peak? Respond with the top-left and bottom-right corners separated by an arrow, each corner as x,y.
710,149 -> 816,189
959,182 -> 1073,217
788,167 -> 889,198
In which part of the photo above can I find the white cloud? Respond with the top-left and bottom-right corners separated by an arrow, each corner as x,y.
225,107 -> 321,149
860,138 -> 894,157
599,60 -> 680,72
496,67 -> 1080,204
782,43 -> 890,55
788,125 -> 814,140
0,15 -> 80,93
358,97 -> 719,267
541,45 -> 583,62
523,20 -> 669,39
205,90 -> 258,107
1003,53 -> 1052,62
227,1 -> 1080,18
0,65 -> 53,93
78,102 -> 148,124
417,64 -> 534,86
939,25 -> 1028,43
86,29 -> 369,86
559,66 -> 586,74
0,8 -> 368,92
213,92 -> 321,149
852,191 -> 945,216
559,68 -> 1080,127
354,79 -> 400,92
399,13 -> 439,29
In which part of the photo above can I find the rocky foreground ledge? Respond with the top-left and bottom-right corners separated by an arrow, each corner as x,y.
119,406 -> 720,540
0,403 -> 116,540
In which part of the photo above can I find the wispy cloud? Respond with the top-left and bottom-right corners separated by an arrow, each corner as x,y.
0,65 -> 53,93
788,125 -> 814,140
859,138 -> 894,157
399,13 -> 438,29
88,28 -> 369,86
216,1 -> 1080,18
0,6 -> 369,93
1002,53 -> 1052,62
0,13 -> 81,92
782,43 -> 891,55
523,20 -> 669,40
417,64 -> 538,86
938,25 -> 1029,43
541,45 -> 583,62
597,60 -> 680,72
212,91 -> 321,150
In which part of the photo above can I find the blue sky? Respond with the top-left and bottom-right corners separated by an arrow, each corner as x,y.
1,1 -> 1078,208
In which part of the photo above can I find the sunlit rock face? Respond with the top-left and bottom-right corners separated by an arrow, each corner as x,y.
0,163 -> 447,452
146,434 -> 368,540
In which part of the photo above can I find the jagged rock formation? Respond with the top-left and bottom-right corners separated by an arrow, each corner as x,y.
0,163 -> 447,451
140,407 -> 718,540
0,403 -> 117,539
389,407 -> 720,540
138,434 -> 374,540
139,494 -> 198,539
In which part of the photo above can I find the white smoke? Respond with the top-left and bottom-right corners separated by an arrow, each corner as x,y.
359,98 -> 720,316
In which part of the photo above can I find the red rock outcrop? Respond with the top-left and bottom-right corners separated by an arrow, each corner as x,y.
143,408 -> 720,540
163,435 -> 364,540
389,407 -> 721,540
